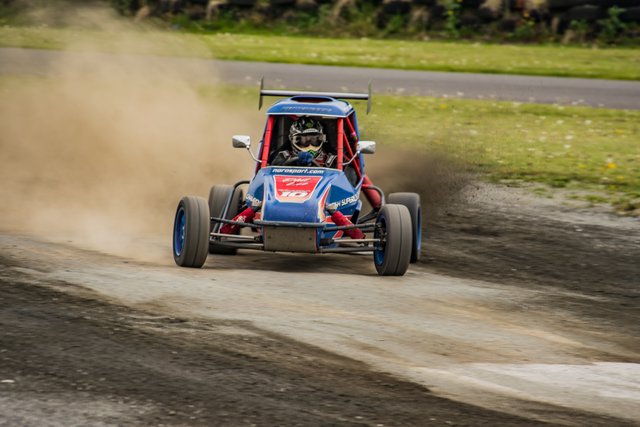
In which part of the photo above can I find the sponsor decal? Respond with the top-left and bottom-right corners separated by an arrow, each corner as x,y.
271,168 -> 325,175
317,188 -> 330,222
335,193 -> 360,207
245,193 -> 261,207
281,106 -> 334,114
274,175 -> 321,203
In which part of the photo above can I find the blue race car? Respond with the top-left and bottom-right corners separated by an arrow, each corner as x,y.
172,82 -> 421,276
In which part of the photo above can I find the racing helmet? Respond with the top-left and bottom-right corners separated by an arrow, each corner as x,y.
289,117 -> 327,157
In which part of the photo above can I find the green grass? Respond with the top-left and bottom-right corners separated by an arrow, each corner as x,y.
201,34 -> 640,80
1,26 -> 640,80
0,26 -> 210,57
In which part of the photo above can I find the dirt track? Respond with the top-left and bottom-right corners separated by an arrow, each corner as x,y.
1,184 -> 639,426
0,273 -> 553,426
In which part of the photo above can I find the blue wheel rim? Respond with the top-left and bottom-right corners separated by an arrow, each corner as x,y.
174,206 -> 186,257
374,215 -> 386,266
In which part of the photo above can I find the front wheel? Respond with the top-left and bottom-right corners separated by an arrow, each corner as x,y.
387,192 -> 422,263
373,204 -> 412,276
208,184 -> 243,255
173,196 -> 210,268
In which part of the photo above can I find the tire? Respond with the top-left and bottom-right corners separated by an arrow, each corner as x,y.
227,0 -> 256,6
562,4 -> 606,22
414,0 -> 436,6
478,6 -> 500,21
269,0 -> 296,5
381,0 -> 412,15
461,0 -> 483,8
173,196 -> 210,268
599,0 -> 638,8
548,0 -> 596,10
373,204 -> 412,276
208,184 -> 244,255
620,6 -> 640,23
387,192 -> 422,263
459,10 -> 481,27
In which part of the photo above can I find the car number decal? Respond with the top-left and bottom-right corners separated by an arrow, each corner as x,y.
274,175 -> 322,203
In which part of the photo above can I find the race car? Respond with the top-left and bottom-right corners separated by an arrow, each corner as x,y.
172,81 -> 421,276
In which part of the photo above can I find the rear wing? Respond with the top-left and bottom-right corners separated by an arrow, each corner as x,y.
258,78 -> 372,114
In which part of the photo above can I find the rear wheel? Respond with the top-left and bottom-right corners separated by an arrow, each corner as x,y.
208,184 -> 243,255
373,204 -> 412,276
173,196 -> 210,268
388,192 -> 422,263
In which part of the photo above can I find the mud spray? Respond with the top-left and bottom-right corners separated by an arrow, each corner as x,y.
0,5 -> 468,262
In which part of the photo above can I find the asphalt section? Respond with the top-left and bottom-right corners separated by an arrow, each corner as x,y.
1,47 -> 639,109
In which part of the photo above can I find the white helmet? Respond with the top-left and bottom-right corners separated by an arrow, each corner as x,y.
289,117 -> 327,157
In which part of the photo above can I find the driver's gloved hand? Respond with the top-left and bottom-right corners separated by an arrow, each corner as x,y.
297,151 -> 313,165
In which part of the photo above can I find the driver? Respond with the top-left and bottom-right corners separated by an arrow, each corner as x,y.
272,117 -> 336,167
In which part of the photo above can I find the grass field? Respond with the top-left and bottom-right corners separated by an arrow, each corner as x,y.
1,26 -> 640,80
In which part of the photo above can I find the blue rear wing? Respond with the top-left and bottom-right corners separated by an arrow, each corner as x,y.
258,78 -> 372,114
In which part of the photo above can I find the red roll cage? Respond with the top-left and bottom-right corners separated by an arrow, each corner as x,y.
256,114 -> 381,209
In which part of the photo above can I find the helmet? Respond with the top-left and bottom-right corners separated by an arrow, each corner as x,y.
289,117 -> 326,157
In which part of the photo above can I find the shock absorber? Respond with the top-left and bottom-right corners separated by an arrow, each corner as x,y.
326,203 -> 365,239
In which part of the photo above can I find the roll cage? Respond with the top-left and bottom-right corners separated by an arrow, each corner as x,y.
256,85 -> 382,210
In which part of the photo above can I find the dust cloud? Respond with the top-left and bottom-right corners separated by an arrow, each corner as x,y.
0,5 -> 470,262
366,147 -> 471,221
0,6 -> 261,261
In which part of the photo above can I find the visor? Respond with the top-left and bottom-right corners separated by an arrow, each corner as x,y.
295,133 -> 323,148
